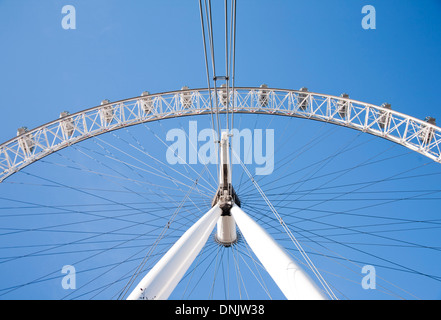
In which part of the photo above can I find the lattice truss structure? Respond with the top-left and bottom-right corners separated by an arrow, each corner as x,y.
1,87 -> 440,182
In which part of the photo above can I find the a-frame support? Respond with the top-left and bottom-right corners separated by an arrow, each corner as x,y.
127,133 -> 326,300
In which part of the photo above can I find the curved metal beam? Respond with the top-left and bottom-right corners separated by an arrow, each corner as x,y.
127,205 -> 222,300
1,87 -> 440,182
231,204 -> 327,300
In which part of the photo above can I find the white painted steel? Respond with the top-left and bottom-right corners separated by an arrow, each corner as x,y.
215,215 -> 237,245
127,205 -> 222,300
230,204 -> 326,300
215,131 -> 238,245
2,87 -> 440,182
219,131 -> 232,187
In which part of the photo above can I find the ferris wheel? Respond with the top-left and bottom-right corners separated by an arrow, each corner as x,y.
0,1 -> 440,300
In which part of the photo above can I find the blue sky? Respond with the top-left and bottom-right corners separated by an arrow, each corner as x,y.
1,0 -> 440,140
0,0 -> 441,300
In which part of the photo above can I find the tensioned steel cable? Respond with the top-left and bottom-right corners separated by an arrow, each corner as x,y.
227,0 -> 237,182
117,165 -> 209,299
0,200 -> 199,297
199,0 -> 238,196
198,0 -> 219,146
240,185 -> 441,288
205,0 -> 222,141
224,0 -> 229,134
231,148 -> 338,300
229,0 -> 237,134
208,0 -> 224,144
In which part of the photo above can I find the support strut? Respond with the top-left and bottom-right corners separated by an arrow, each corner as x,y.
231,204 -> 326,300
127,205 -> 222,300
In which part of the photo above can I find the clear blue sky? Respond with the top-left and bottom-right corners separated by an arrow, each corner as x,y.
0,0 -> 440,300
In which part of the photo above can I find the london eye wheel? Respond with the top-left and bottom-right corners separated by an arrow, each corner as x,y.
0,1 -> 440,300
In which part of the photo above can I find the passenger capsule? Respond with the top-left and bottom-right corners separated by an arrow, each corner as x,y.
219,84 -> 229,107
378,103 -> 392,129
338,93 -> 349,119
180,86 -> 192,108
141,91 -> 153,114
420,116 -> 436,145
298,87 -> 309,110
17,127 -> 35,154
100,99 -> 113,124
59,111 -> 74,137
258,84 -> 269,107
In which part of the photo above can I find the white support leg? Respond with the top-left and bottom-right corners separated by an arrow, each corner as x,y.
127,205 -> 222,300
230,204 -> 326,300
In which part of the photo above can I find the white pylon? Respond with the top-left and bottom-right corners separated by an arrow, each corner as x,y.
214,131 -> 238,246
230,204 -> 326,300
128,132 -> 326,300
219,131 -> 232,187
127,205 -> 222,300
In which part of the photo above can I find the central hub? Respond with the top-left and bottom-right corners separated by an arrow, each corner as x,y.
211,185 -> 241,216
212,185 -> 240,247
